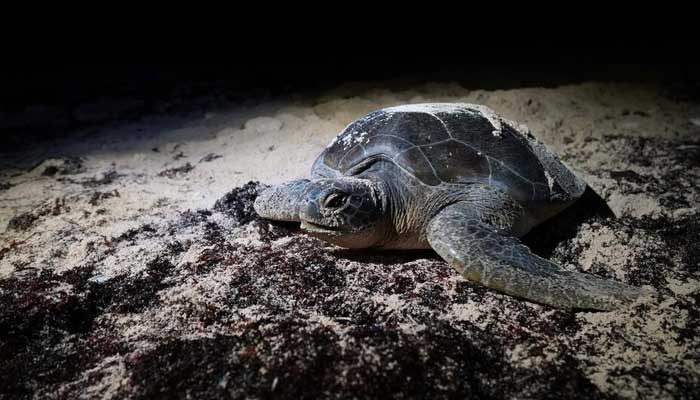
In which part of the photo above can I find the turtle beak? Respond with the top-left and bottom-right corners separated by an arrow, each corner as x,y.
300,220 -> 342,234
299,200 -> 346,235
298,199 -> 341,232
254,179 -> 310,222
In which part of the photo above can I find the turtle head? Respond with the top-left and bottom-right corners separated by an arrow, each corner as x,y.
299,177 -> 389,247
254,177 -> 389,248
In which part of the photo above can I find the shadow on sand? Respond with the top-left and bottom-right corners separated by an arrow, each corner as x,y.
522,186 -> 615,258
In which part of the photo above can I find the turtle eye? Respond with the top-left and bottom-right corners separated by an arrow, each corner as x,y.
323,193 -> 347,209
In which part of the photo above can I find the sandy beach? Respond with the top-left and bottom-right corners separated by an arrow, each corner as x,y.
1,81 -> 699,399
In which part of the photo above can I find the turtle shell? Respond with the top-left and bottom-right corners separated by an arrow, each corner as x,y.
312,103 -> 585,204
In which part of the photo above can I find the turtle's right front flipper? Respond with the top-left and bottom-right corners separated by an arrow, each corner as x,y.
427,203 -> 650,311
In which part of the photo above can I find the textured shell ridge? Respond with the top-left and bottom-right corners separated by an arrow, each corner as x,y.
315,103 -> 584,204
383,103 -> 506,138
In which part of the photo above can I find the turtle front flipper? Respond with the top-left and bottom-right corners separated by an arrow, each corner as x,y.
427,203 -> 650,311
254,179 -> 310,222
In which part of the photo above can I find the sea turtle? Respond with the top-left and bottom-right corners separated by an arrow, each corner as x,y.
254,103 -> 648,310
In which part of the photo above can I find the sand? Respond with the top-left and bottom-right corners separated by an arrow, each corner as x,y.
1,81 -> 699,399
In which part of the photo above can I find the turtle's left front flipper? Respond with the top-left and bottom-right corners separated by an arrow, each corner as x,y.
427,203 -> 649,311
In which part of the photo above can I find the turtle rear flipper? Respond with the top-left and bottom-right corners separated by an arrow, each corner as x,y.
427,202 -> 649,310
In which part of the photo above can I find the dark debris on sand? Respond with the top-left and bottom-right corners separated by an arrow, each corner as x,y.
1,137 -> 700,399
6,212 -> 38,232
57,169 -> 124,188
41,157 -> 84,177
158,163 -> 194,178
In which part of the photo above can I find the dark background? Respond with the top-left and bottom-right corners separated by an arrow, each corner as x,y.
2,42 -> 699,151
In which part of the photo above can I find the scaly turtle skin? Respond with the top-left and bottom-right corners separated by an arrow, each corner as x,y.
254,103 -> 649,310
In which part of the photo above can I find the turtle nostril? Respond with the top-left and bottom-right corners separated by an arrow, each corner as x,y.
323,193 -> 347,209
